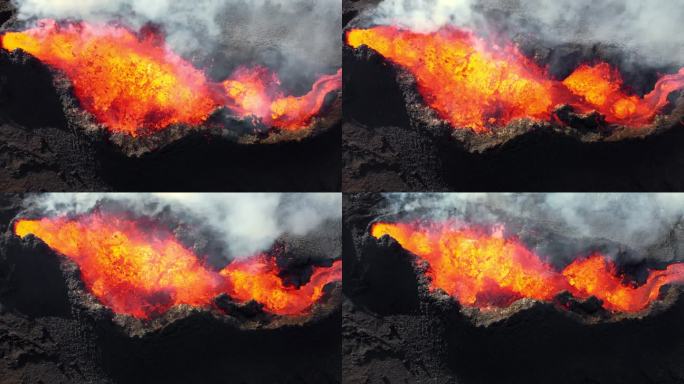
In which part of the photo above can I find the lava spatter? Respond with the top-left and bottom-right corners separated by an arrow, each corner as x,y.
14,213 -> 342,319
371,221 -> 684,312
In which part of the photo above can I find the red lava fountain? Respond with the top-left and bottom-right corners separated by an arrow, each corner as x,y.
14,213 -> 342,319
371,221 -> 684,312
0,19 -> 342,136
346,26 -> 684,133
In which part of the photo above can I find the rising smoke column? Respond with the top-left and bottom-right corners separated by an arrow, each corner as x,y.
368,0 -> 684,68
381,193 -> 684,259
12,0 -> 342,70
22,193 -> 342,260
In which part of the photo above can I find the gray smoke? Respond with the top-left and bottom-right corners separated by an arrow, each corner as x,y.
22,193 -> 341,259
368,0 -> 684,67
383,193 -> 684,261
371,0 -> 476,32
10,0 -> 341,83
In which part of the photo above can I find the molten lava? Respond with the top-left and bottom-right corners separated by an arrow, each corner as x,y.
0,20 -> 341,136
221,256 -> 342,315
222,67 -> 342,130
1,20 -> 218,136
371,221 -> 684,312
14,213 -> 341,319
346,26 -> 684,132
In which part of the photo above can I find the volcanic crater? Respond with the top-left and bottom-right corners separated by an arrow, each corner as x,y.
0,1 -> 342,191
0,195 -> 342,383
343,194 -> 684,384
343,0 -> 684,191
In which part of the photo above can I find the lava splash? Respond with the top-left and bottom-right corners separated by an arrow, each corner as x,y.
371,221 -> 684,313
0,19 -> 342,136
14,213 -> 341,319
346,26 -> 684,133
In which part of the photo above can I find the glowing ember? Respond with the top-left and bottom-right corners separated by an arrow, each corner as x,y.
346,26 -> 684,132
371,221 -> 684,312
0,20 -> 341,136
14,213 -> 341,319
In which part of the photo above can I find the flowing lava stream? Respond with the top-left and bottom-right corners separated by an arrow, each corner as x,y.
346,26 -> 684,132
0,19 -> 342,136
371,221 -> 684,313
13,213 -> 342,319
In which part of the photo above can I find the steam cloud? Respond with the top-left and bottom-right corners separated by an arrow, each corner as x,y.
383,193 -> 684,262
22,193 -> 341,259
10,0 -> 341,83
368,0 -> 684,67
372,0 -> 475,32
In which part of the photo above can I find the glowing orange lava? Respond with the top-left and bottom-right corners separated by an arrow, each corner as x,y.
562,255 -> 684,312
221,256 -> 342,315
0,20 -> 341,136
371,221 -> 684,312
14,213 -> 341,319
222,66 -> 342,130
346,26 -> 684,132
1,20 -> 219,136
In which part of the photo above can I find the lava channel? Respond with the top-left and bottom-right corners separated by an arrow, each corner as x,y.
371,221 -> 684,313
14,213 -> 342,319
0,19 -> 342,136
346,26 -> 684,133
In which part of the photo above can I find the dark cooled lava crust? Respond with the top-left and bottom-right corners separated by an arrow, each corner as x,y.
0,2 -> 341,192
342,194 -> 684,384
0,195 -> 342,384
343,0 -> 684,192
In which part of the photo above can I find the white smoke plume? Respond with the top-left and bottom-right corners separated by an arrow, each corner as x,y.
383,193 -> 684,261
22,193 -> 341,259
10,0 -> 341,81
372,0 -> 476,32
368,0 -> 684,67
